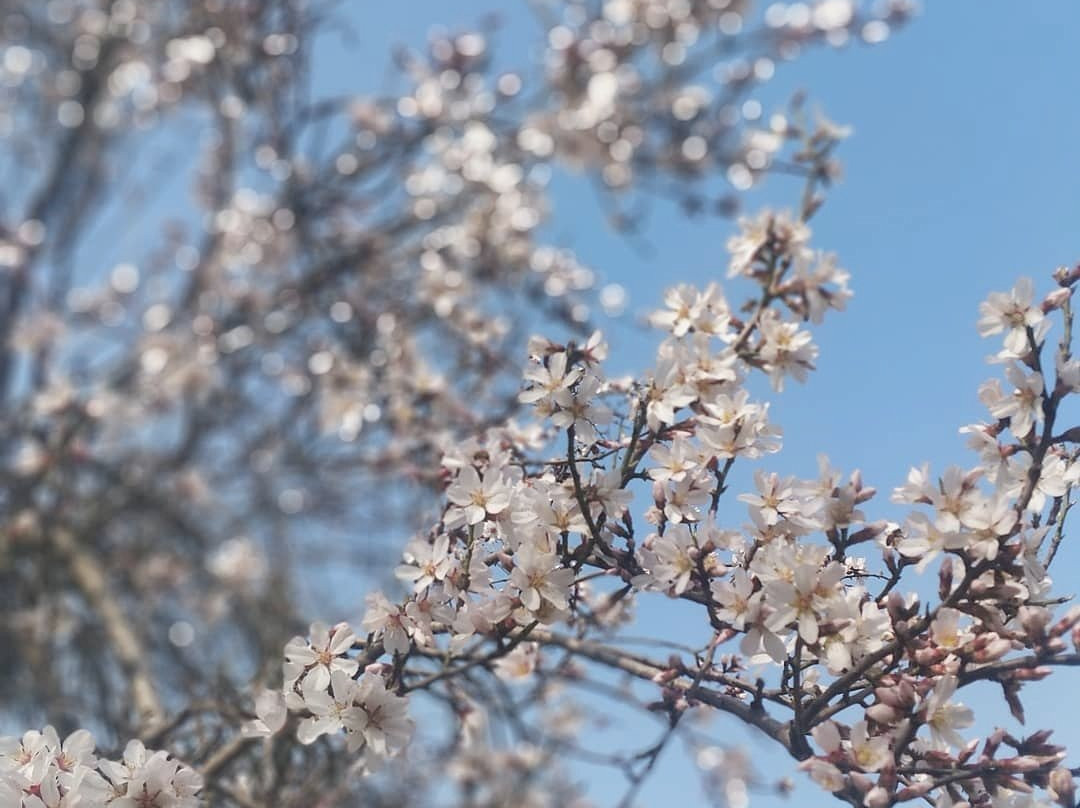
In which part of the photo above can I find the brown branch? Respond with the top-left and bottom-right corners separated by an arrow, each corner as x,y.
527,627 -> 802,758
50,527 -> 165,732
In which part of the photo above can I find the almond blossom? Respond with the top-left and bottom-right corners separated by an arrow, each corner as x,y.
33,241 -> 1080,808
758,312 -> 819,391
977,276 -> 1047,357
635,525 -> 704,595
921,674 -> 976,751
0,729 -> 203,808
343,673 -> 413,759
446,466 -> 513,526
509,544 -> 575,619
283,621 -> 359,696
849,720 -> 892,773
519,352 -> 582,410
980,363 -> 1044,439
765,561 -> 845,645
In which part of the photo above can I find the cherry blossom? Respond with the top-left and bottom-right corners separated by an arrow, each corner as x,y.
10,3 -> 1080,807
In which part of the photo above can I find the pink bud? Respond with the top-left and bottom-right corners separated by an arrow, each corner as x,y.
1049,766 -> 1076,808
895,780 -> 933,800
849,772 -> 873,793
865,704 -> 898,725
886,592 -> 908,623
897,680 -> 917,707
974,637 -> 1013,662
863,786 -> 890,808
1010,666 -> 1052,681
849,523 -> 883,544
876,680 -> 916,709
1051,606 -> 1080,638
1052,265 -> 1074,286
1018,605 -> 1051,638
652,480 -> 666,507
1043,287 -> 1072,312
875,687 -> 904,709
958,738 -> 980,764
939,561 -> 954,600
1046,637 -> 1067,654
999,776 -> 1035,794
983,729 -> 1004,758
912,647 -> 942,667
1002,755 -> 1045,773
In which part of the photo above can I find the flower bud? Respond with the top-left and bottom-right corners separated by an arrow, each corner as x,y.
863,786 -> 890,808
865,704 -> 898,725
1019,605 -> 1051,643
984,728 -> 1005,758
1049,766 -> 1076,808
1002,755 -> 1048,773
1010,666 -> 1052,681
1051,606 -> 1080,638
886,591 -> 910,624
849,523 -> 884,545
849,772 -> 873,793
1043,287 -> 1072,312
895,781 -> 936,801
974,636 -> 1013,663
652,480 -> 667,508
998,776 -> 1035,794
952,743 -> 977,767
715,627 -> 737,644
939,560 -> 954,600
875,687 -> 903,709
876,679 -> 916,710
1053,265 -> 1076,286
913,646 -> 943,667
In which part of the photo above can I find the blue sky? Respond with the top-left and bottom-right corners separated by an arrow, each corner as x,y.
319,3 -> 1080,804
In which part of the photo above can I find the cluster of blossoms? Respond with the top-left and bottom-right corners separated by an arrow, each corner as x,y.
792,267 -> 1080,808
13,187 -> 1080,807
536,0 -> 914,192
0,0 -> 919,772
9,1 -> 1080,807
241,621 -> 413,772
0,727 -> 201,808
245,187 -> 1080,806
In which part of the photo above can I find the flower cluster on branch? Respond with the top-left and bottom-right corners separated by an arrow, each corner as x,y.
0,728 -> 201,808
233,188 -> 1080,807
